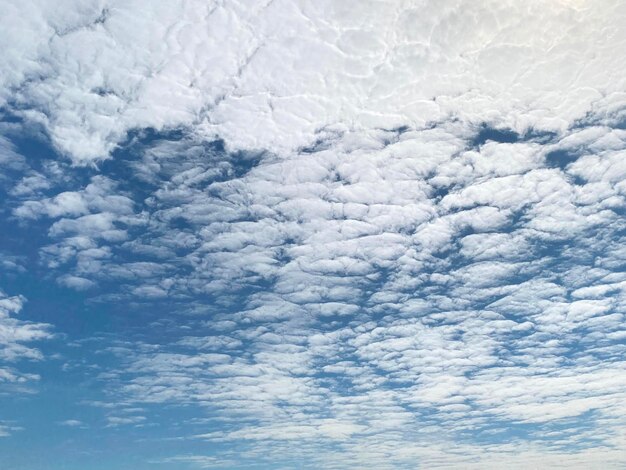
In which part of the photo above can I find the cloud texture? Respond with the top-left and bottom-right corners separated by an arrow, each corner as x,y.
1,0 -> 626,468
1,0 -> 625,162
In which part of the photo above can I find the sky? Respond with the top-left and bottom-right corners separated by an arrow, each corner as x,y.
1,0 -> 626,468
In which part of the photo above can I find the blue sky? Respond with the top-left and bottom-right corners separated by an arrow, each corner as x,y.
1,1 -> 626,469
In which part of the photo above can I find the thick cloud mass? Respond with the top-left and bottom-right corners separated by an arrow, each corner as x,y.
1,1 -> 626,469
2,0 -> 626,163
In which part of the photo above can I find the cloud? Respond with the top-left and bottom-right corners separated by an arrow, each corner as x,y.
57,274 -> 96,290
0,291 -> 52,363
153,455 -> 234,469
0,422 -> 23,438
0,290 -> 52,440
6,117 -> 624,467
58,419 -> 84,427
1,1 -> 626,468
0,0 -> 625,163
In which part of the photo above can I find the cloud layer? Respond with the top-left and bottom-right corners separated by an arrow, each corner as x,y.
1,0 -> 626,468
2,0 -> 625,163
8,122 -> 626,467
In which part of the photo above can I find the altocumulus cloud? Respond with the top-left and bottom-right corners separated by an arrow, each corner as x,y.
0,292 -> 52,438
1,0 -> 626,469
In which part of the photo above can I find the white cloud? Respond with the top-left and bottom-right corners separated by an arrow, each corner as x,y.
0,0 -> 625,163
59,122 -> 622,466
0,291 -> 52,362
58,419 -> 84,427
0,290 -> 52,440
153,455 -> 234,469
2,1 -> 626,468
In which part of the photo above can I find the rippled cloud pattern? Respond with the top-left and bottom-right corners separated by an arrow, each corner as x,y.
1,1 -> 626,469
